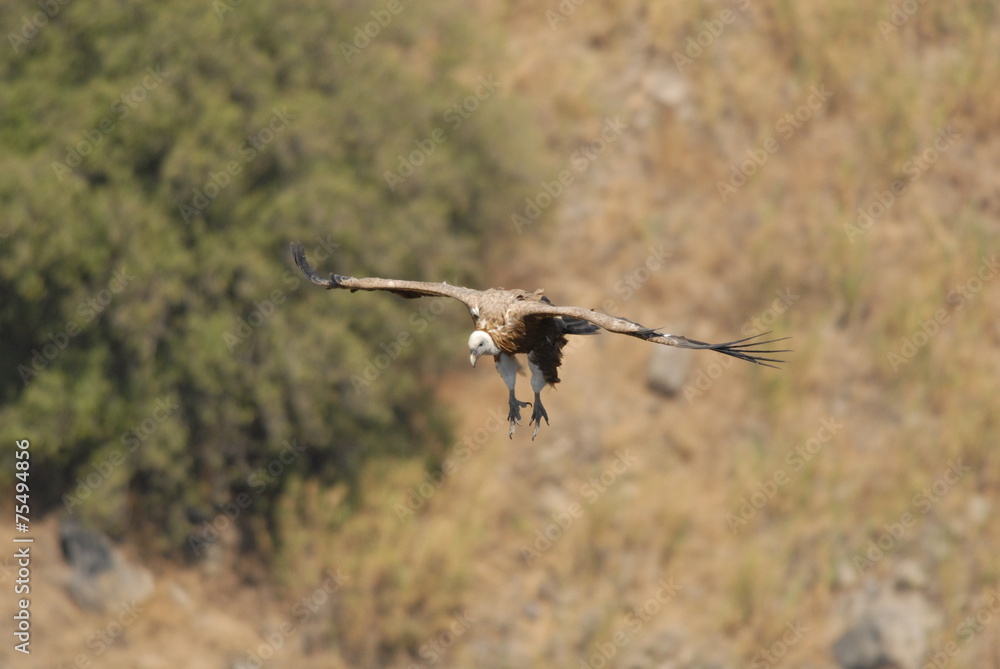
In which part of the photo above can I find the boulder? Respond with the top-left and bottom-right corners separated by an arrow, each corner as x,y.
646,345 -> 692,396
60,519 -> 154,613
832,561 -> 941,669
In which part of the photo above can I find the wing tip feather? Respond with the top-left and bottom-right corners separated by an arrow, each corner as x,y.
703,331 -> 792,368
660,331 -> 791,368
291,241 -> 345,288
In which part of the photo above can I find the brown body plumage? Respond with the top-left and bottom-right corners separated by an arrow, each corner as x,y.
472,289 -> 577,386
291,242 -> 789,438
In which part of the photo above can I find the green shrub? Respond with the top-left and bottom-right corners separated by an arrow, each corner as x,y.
0,0 -> 542,554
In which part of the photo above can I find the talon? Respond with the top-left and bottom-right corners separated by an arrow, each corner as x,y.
529,400 -> 549,441
507,395 -> 531,438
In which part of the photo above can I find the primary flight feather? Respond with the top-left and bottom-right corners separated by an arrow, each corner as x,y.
291,242 -> 789,439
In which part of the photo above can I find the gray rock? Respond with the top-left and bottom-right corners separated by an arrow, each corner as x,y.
832,563 -> 941,669
60,519 -> 154,613
60,519 -> 114,576
646,345 -> 692,396
832,618 -> 892,669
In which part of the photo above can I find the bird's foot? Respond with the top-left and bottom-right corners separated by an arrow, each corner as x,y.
529,397 -> 549,441
507,394 -> 531,438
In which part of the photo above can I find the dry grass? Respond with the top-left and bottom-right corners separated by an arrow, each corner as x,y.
16,2 -> 997,668
267,2 -> 1000,668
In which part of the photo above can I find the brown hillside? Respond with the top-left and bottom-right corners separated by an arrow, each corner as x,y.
6,2 -> 999,668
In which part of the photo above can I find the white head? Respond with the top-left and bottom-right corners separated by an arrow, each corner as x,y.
468,330 -> 500,367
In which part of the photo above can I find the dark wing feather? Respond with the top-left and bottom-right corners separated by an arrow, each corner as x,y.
510,301 -> 790,368
535,295 -> 599,335
291,242 -> 480,306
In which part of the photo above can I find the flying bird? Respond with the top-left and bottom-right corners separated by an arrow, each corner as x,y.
291,242 -> 789,439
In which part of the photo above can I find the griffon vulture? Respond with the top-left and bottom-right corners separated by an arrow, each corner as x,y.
291,242 -> 789,439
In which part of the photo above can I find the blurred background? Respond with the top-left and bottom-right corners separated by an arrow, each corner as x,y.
1,0 -> 999,667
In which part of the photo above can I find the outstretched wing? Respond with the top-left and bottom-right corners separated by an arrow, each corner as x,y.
511,301 -> 790,368
291,242 -> 480,306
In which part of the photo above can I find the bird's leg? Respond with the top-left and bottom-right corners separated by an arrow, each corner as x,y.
527,360 -> 550,440
507,389 -> 531,438
529,393 -> 549,440
496,353 -> 530,438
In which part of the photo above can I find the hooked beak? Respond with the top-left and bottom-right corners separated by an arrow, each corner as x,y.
470,352 -> 478,367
